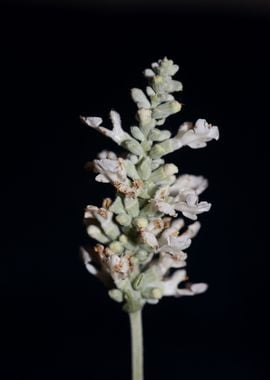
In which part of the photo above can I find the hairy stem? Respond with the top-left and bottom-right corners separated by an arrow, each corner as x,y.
129,309 -> 144,380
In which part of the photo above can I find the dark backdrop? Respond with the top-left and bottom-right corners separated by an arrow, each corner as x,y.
1,2 -> 269,380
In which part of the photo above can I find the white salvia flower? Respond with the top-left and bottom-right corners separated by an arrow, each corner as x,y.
107,254 -> 131,280
159,218 -> 185,245
154,199 -> 177,217
158,235 -> 191,255
174,190 -> 211,220
80,246 -> 98,276
139,218 -> 164,250
81,57 -> 218,315
162,269 -> 208,296
172,119 -> 219,150
181,221 -> 201,238
140,230 -> 159,250
93,157 -> 127,184
152,186 -> 177,217
156,251 -> 187,276
162,269 -> 187,296
81,110 -> 131,145
98,150 -> 117,160
169,174 -> 208,196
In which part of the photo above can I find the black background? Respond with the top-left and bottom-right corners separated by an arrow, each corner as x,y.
1,2 -> 269,379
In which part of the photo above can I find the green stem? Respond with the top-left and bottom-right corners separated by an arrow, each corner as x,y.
129,309 -> 144,380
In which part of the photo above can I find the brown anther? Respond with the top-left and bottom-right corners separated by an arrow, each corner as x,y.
94,244 -> 104,255
102,198 -> 112,209
128,257 -> 134,271
132,179 -> 143,189
163,217 -> 172,229
97,208 -> 108,218
104,247 -> 114,256
153,218 -> 164,229
114,181 -> 136,198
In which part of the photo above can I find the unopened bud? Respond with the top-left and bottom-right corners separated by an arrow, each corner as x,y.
116,213 -> 132,226
133,217 -> 148,229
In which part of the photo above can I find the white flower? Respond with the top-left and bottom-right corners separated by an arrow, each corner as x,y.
174,190 -> 211,220
97,150 -> 117,160
107,254 -> 131,280
169,174 -> 208,196
154,199 -> 177,217
152,186 -> 177,217
140,231 -> 159,250
93,157 -> 127,184
84,205 -> 112,225
162,269 -> 208,296
80,246 -> 98,276
172,119 -> 219,150
159,219 -> 200,245
159,218 -> 185,245
81,110 -> 131,145
162,269 -> 187,296
158,234 -> 191,255
140,218 -> 164,250
156,251 -> 187,276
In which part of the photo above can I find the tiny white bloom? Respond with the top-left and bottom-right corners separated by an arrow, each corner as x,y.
159,218 -> 185,245
140,231 -> 159,250
169,174 -> 208,196
156,251 -> 187,275
162,269 -> 187,296
158,235 -> 191,255
107,254 -> 130,280
174,190 -> 211,220
154,199 -> 177,217
172,119 -> 219,150
80,247 -> 98,276
93,157 -> 127,184
81,110 -> 132,145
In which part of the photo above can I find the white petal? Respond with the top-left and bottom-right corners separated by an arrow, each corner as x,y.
181,221 -> 201,238
158,235 -> 191,254
141,231 -> 159,249
155,200 -> 177,217
162,270 -> 187,296
157,252 -> 187,275
190,283 -> 208,294
170,175 -> 208,196
80,247 -> 98,276
81,116 -> 103,128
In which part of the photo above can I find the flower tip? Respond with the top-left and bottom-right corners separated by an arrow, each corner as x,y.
190,283 -> 208,294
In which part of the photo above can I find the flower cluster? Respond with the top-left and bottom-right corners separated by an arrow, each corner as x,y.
81,57 -> 219,312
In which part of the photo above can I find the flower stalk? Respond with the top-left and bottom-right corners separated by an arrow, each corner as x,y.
80,57 -> 219,379
129,309 -> 144,380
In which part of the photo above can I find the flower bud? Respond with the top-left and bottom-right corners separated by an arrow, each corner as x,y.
137,157 -> 152,180
131,88 -> 151,109
109,196 -> 125,214
108,289 -> 123,303
152,101 -> 182,120
87,225 -> 110,243
149,129 -> 171,142
130,126 -> 145,141
122,139 -> 144,156
150,139 -> 174,159
124,197 -> 140,217
116,213 -> 132,226
133,217 -> 148,229
109,241 -> 124,254
124,159 -> 140,180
